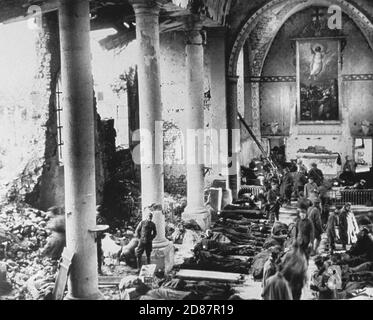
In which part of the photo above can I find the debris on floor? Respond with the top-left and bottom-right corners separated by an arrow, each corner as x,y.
0,203 -> 57,300
1,192 -> 373,301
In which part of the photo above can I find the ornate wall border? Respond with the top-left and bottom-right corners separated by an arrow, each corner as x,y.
246,74 -> 373,82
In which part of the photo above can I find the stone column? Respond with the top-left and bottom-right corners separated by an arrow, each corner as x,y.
181,20 -> 211,231
130,0 -> 164,211
58,0 -> 102,300
130,0 -> 173,273
226,75 -> 241,200
127,67 -> 139,149
205,28 -> 227,179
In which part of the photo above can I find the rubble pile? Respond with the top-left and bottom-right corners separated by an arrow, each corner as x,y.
100,147 -> 141,227
101,178 -> 141,228
5,159 -> 44,205
164,193 -> 187,222
0,203 -> 58,300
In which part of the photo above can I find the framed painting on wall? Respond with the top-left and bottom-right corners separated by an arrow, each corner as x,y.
296,38 -> 342,123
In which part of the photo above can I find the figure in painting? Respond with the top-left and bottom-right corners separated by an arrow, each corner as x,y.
309,44 -> 329,80
299,40 -> 339,121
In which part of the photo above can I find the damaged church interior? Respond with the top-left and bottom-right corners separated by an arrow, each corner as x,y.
1,0 -> 373,302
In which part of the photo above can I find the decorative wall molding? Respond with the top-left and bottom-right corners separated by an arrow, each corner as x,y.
297,126 -> 343,135
342,74 -> 373,81
245,76 -> 296,83
245,74 -> 373,83
251,82 -> 261,136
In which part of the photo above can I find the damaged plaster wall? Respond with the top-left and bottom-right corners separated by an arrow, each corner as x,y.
1,13 -> 117,211
0,18 -> 53,208
21,13 -> 115,210
28,12 -> 64,211
106,30 -> 228,194
159,32 -> 188,194
160,30 -> 227,191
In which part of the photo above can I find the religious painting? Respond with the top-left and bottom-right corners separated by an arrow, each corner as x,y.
297,39 -> 340,122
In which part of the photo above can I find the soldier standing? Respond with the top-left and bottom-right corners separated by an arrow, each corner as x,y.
135,212 -> 157,270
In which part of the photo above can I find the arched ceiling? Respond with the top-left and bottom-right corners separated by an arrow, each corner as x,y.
226,0 -> 373,76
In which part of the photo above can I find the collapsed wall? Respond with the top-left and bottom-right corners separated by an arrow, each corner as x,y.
0,16 -> 56,209
2,12 -> 116,211
25,12 -> 63,211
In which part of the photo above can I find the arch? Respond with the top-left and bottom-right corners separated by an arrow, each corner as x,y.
227,0 -> 373,77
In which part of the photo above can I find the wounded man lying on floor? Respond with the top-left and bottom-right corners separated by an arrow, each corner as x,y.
180,229 -> 252,274
194,229 -> 231,252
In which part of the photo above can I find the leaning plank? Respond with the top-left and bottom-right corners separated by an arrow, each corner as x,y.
226,255 -> 253,262
98,276 -> 123,285
98,284 -> 119,288
221,210 -> 261,215
175,269 -> 243,283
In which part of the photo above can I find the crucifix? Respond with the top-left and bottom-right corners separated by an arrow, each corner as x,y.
311,8 -> 325,22
311,8 -> 325,36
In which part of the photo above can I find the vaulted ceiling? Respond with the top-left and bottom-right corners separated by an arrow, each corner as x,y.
1,0 -> 372,56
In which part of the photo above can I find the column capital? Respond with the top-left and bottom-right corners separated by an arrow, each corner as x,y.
129,0 -> 167,15
184,15 -> 204,45
184,14 -> 203,32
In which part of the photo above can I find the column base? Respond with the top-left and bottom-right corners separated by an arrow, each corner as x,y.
0,262 -> 7,282
227,175 -> 239,200
140,240 -> 174,274
64,290 -> 105,300
182,208 -> 211,231
222,188 -> 233,207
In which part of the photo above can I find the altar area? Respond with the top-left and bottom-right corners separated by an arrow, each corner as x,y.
296,146 -> 341,177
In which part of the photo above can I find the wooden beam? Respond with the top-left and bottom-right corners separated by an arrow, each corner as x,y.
98,276 -> 123,285
175,269 -> 244,283
227,255 -> 253,261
